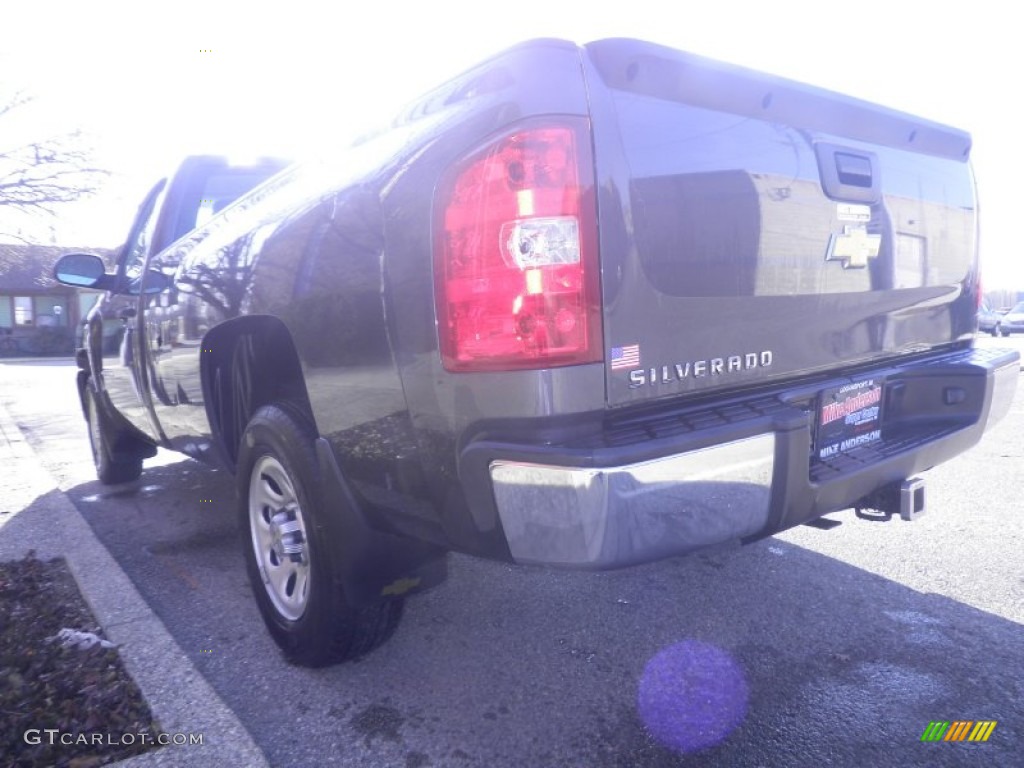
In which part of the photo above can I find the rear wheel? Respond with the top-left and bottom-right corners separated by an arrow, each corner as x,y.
84,382 -> 144,485
238,403 -> 403,666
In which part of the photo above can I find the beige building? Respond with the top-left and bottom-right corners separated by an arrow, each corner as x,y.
0,244 -> 114,355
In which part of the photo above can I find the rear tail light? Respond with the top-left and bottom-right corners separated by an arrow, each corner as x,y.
435,119 -> 601,372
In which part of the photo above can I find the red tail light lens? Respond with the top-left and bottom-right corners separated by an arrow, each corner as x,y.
436,119 -> 601,372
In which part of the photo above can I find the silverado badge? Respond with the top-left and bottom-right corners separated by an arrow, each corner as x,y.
628,350 -> 773,388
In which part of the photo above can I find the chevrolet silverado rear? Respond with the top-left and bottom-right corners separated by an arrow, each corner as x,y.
54,37 -> 1019,666
392,38 -> 1018,569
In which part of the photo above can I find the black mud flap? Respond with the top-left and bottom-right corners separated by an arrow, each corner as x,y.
315,438 -> 448,608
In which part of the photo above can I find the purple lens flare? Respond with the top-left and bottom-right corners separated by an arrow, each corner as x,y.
637,640 -> 749,753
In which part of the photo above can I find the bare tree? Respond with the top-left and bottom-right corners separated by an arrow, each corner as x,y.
0,91 -> 108,262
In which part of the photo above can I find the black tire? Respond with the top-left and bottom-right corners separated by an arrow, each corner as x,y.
237,403 -> 403,667
84,382 -> 144,485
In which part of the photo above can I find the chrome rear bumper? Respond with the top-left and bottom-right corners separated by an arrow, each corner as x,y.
490,434 -> 775,567
483,347 -> 1019,568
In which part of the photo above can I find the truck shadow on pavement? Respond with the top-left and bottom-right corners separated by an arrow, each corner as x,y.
7,459 -> 1020,768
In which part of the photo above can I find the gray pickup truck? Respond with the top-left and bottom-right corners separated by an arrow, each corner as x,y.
55,38 -> 1018,667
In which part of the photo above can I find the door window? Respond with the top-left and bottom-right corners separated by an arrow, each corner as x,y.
120,179 -> 168,286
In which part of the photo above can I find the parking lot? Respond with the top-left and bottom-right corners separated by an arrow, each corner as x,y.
1,336 -> 1021,767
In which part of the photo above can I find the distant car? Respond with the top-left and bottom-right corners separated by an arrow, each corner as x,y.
978,302 -> 1005,336
999,301 -> 1024,336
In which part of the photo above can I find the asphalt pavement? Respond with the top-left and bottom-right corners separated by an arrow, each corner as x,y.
1,343 -> 1022,767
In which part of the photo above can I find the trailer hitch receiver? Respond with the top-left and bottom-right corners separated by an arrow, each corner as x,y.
899,477 -> 926,521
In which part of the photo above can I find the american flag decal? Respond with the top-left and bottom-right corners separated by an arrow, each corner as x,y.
610,344 -> 640,370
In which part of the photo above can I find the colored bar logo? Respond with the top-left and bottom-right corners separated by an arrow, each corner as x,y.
921,720 -> 997,742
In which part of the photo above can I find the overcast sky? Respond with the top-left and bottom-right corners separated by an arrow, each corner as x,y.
2,0 -> 1020,289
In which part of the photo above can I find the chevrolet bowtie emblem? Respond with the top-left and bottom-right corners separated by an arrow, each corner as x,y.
826,225 -> 882,269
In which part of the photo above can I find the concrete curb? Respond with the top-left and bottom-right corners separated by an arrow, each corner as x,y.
0,355 -> 77,365
0,399 -> 268,767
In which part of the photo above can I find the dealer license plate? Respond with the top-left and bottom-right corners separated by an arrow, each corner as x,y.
814,378 -> 885,462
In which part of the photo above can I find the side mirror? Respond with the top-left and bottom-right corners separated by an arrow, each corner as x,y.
128,270 -> 173,295
54,253 -> 108,288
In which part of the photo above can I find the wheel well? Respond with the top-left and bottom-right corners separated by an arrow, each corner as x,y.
202,316 -> 316,469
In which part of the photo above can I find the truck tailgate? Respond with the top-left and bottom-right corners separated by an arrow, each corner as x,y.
582,39 -> 978,407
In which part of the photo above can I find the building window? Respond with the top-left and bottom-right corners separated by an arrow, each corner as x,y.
0,296 -> 11,328
34,295 -> 68,326
14,297 -> 34,326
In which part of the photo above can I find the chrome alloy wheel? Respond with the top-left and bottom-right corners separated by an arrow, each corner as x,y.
249,455 -> 311,621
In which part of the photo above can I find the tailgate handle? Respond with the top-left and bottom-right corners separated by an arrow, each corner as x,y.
835,152 -> 873,188
815,142 -> 880,204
